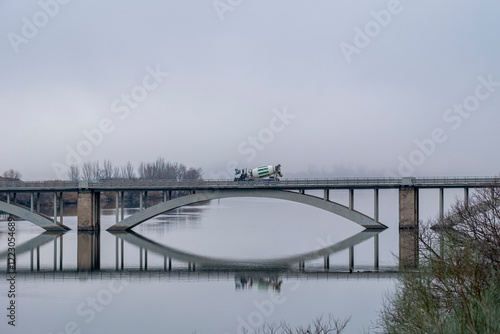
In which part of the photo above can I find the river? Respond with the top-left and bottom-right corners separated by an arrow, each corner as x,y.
0,188 -> 461,333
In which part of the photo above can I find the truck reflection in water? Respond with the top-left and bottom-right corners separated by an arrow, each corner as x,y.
235,275 -> 283,292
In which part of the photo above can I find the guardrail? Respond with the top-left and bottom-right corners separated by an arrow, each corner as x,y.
0,177 -> 498,191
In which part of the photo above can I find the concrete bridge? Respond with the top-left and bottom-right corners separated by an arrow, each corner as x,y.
0,177 -> 497,234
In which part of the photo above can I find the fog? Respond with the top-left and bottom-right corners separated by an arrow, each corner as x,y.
1,1 -> 499,180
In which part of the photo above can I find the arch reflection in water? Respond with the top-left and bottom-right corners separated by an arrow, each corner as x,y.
110,229 -> 382,271
0,232 -> 64,271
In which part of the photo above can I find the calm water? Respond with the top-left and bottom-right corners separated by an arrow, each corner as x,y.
0,189 -> 461,333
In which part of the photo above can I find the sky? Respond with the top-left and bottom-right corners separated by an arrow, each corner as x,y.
1,0 -> 500,180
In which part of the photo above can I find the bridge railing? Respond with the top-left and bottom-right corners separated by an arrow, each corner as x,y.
1,177 -> 499,191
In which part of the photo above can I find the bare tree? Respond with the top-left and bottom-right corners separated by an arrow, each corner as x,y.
112,166 -> 121,179
2,169 -> 22,180
67,165 -> 80,181
101,160 -> 114,180
81,161 -> 93,181
121,161 -> 135,179
91,161 -> 101,180
184,167 -> 203,180
250,314 -> 350,334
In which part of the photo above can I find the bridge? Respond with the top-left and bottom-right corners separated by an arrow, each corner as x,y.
0,176 -> 496,231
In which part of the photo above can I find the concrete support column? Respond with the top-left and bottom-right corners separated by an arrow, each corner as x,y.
299,189 -> 305,195
163,191 -> 167,202
13,193 -> 17,204
324,189 -> 329,201
139,192 -> 143,210
120,191 -> 124,220
77,190 -> 101,231
439,188 -> 444,221
144,191 -> 148,209
374,189 -> 379,223
93,192 -> 100,229
374,234 -> 379,269
115,192 -> 119,224
464,188 -> 469,208
399,186 -> 419,267
53,193 -> 58,225
6,193 -> 9,204
59,192 -> 63,225
399,187 -> 419,228
324,255 -> 329,269
36,193 -> 40,212
30,193 -> 34,212
349,189 -> 354,210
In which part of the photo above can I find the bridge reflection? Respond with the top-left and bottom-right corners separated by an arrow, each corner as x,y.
110,229 -> 382,271
1,229 -> 392,274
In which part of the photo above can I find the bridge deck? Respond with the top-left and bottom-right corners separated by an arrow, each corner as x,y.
0,177 -> 497,192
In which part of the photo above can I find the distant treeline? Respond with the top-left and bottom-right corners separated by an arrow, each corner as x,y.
0,159 -> 203,209
67,158 -> 203,181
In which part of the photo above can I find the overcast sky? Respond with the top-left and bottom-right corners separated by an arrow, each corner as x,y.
1,0 -> 499,180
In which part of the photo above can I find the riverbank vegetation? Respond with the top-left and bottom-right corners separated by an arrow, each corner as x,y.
377,184 -> 500,333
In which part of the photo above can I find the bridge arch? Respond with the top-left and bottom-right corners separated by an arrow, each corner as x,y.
107,189 -> 387,231
0,201 -> 69,231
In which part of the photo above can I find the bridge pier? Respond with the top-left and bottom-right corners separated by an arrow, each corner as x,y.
399,181 -> 419,267
77,190 -> 100,231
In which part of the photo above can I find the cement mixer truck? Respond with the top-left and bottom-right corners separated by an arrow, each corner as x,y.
234,164 -> 282,181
